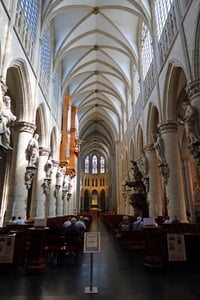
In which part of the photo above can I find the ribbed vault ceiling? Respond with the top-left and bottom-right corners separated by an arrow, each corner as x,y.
42,0 -> 151,160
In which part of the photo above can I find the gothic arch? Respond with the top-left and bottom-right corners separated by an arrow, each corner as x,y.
35,104 -> 48,146
193,9 -> 200,79
6,60 -> 32,121
147,103 -> 159,145
136,125 -> 144,159
50,127 -> 59,159
162,62 -> 187,121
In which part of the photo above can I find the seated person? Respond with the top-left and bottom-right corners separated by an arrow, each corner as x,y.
16,216 -> 25,225
132,216 -> 144,231
63,217 -> 72,228
65,217 -> 82,250
75,216 -> 86,230
9,216 -> 17,224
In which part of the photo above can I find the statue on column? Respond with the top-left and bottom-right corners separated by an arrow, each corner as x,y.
0,95 -> 17,150
45,156 -> 53,179
182,101 -> 200,145
26,133 -> 39,167
153,132 -> 167,165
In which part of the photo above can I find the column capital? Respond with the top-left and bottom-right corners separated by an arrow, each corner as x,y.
158,121 -> 178,134
185,80 -> 200,99
14,121 -> 36,134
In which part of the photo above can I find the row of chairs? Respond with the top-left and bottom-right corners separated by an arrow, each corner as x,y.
44,229 -> 85,265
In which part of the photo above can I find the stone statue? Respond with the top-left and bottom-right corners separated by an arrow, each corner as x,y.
140,153 -> 148,176
56,166 -> 65,186
153,132 -> 167,165
45,157 -> 53,178
125,160 -> 148,217
182,101 -> 200,144
26,133 -> 39,167
0,95 -> 16,149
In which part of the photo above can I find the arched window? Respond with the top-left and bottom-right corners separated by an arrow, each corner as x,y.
20,0 -> 39,38
53,71 -> 60,117
85,156 -> 89,174
133,70 -> 140,104
41,24 -> 51,81
92,155 -> 98,174
100,156 -> 105,174
141,22 -> 153,79
154,0 -> 174,40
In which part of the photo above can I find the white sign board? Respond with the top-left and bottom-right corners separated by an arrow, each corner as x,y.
167,233 -> 186,261
0,235 -> 15,264
84,232 -> 100,253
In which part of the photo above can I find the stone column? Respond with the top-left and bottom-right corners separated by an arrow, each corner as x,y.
183,159 -> 196,223
47,160 -> 59,217
144,145 -> 163,217
5,122 -> 35,222
30,147 -> 50,219
159,121 -> 187,222
185,80 -> 200,172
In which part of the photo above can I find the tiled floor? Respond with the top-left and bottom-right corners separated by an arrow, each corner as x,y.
0,218 -> 200,300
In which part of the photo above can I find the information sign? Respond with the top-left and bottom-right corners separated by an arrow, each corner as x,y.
84,232 -> 100,253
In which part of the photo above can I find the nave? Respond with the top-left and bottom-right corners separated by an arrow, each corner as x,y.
0,218 -> 200,300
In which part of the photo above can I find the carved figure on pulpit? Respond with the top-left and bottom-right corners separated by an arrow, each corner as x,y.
127,160 -> 145,192
125,160 -> 149,217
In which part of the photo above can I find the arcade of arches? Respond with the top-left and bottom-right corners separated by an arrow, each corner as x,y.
0,1 -> 200,227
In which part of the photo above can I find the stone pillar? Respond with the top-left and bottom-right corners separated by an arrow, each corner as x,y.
183,159 -> 196,223
5,122 -> 35,222
144,145 -> 163,217
30,147 -> 50,219
159,121 -> 187,222
185,80 -> 200,172
47,160 -> 59,217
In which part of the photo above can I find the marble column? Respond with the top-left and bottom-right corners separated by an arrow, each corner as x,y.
144,145 -> 163,217
30,147 -> 50,219
159,121 -> 187,222
5,121 -> 35,222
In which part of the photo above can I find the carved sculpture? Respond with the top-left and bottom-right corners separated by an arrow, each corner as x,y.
125,160 -> 149,217
0,95 -> 16,150
182,101 -> 200,145
26,133 -> 39,167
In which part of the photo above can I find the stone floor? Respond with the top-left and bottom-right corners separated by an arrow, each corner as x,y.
0,217 -> 200,300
